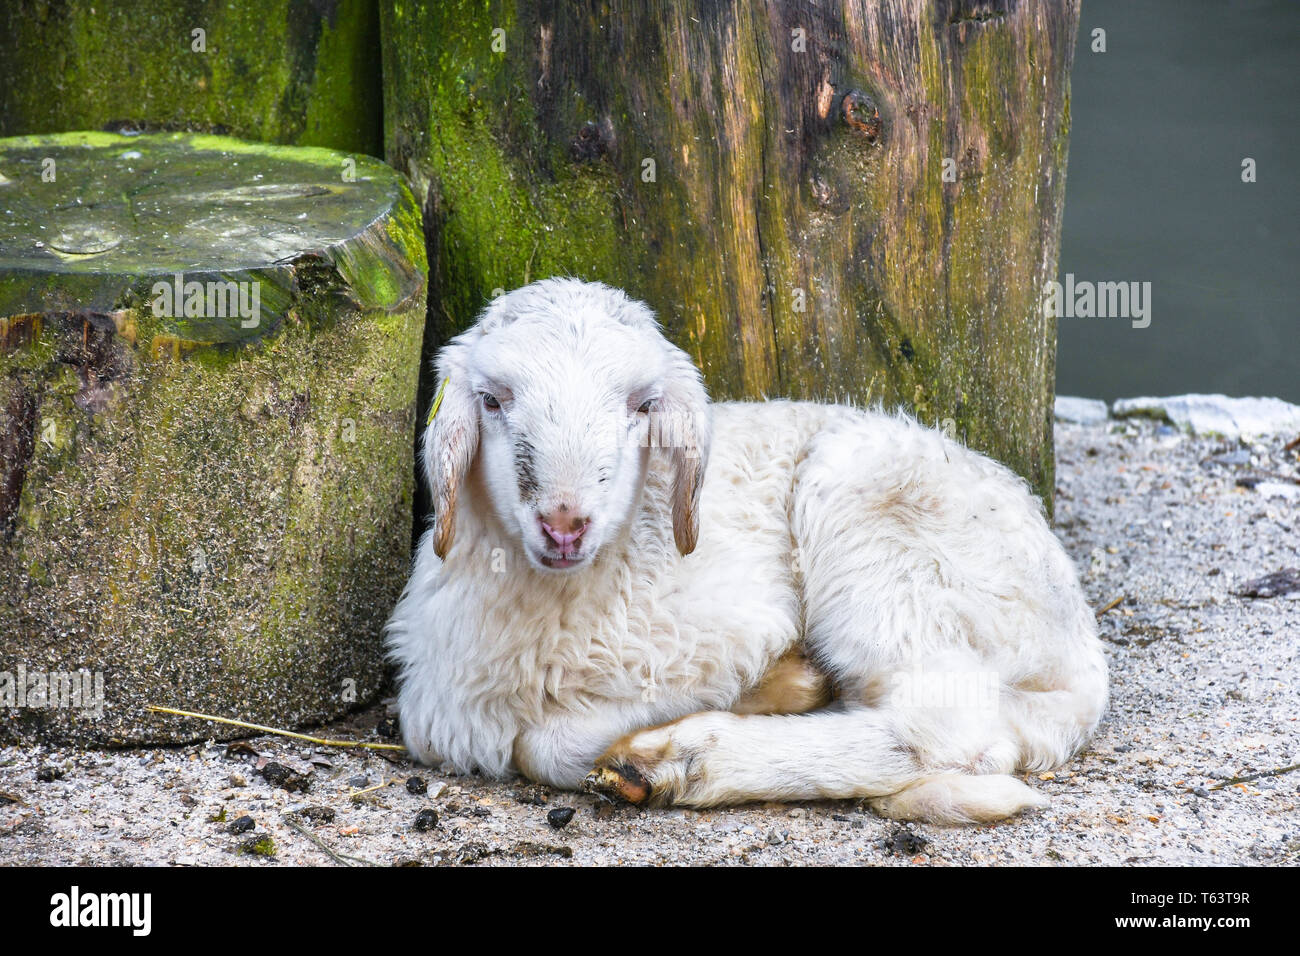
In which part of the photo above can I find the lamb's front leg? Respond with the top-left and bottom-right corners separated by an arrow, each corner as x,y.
521,652 -> 829,797
583,708 -> 923,807
512,702 -> 667,791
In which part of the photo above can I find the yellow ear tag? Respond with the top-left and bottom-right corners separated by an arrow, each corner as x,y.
427,376 -> 450,426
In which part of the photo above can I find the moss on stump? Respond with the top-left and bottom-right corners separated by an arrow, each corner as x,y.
0,0 -> 382,155
0,131 -> 426,745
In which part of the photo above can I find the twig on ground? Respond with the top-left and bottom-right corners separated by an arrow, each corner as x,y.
281,813 -> 380,867
1235,472 -> 1300,488
349,778 -> 396,800
1208,763 -> 1300,791
145,705 -> 406,752
1095,596 -> 1125,617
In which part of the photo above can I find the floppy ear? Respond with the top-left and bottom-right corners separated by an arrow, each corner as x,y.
655,350 -> 712,556
421,345 -> 479,560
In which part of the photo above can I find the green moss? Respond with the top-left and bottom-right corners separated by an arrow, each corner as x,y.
0,0 -> 382,155
2,295 -> 424,743
415,58 -> 630,325
237,835 -> 277,857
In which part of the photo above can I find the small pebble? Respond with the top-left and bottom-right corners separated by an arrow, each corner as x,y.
414,809 -> 439,831
513,784 -> 550,806
882,827 -> 930,856
298,805 -> 335,824
228,815 -> 255,834
406,776 -> 427,795
547,806 -> 576,829
260,762 -> 311,793
1211,449 -> 1252,466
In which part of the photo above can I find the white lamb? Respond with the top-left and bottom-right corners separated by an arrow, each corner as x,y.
386,278 -> 1108,823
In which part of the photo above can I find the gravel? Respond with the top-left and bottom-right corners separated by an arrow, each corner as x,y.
2,418 -> 1296,866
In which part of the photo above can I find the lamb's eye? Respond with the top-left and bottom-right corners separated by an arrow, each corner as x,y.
636,399 -> 654,415
481,393 -> 501,411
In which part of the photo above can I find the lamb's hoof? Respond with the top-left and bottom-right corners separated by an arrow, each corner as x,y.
583,763 -> 650,804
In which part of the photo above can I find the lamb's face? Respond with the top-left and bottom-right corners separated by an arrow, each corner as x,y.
424,279 -> 711,573
468,311 -> 666,572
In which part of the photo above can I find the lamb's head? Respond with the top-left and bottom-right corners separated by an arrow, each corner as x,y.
422,278 -> 712,573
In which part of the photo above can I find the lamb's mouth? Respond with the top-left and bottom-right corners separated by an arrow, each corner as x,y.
537,551 -> 586,570
533,523 -> 590,570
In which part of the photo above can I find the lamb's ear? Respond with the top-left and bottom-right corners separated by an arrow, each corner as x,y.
421,349 -> 479,560
657,352 -> 712,556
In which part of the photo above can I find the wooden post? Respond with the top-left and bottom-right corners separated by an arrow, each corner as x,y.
382,0 -> 1080,504
0,0 -> 383,155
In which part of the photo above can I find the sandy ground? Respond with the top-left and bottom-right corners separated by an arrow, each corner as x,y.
2,419 -> 1297,866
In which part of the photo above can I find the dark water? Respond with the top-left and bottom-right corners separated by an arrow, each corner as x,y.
1057,0 -> 1298,402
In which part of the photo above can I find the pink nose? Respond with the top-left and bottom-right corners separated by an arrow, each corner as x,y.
539,512 -> 589,554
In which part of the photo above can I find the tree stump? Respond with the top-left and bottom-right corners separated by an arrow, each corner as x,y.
0,131 -> 426,745
382,0 -> 1080,504
0,0 -> 383,155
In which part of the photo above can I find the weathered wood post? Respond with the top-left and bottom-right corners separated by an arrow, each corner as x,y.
0,132 -> 426,744
382,0 -> 1079,504
0,0 -> 383,155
